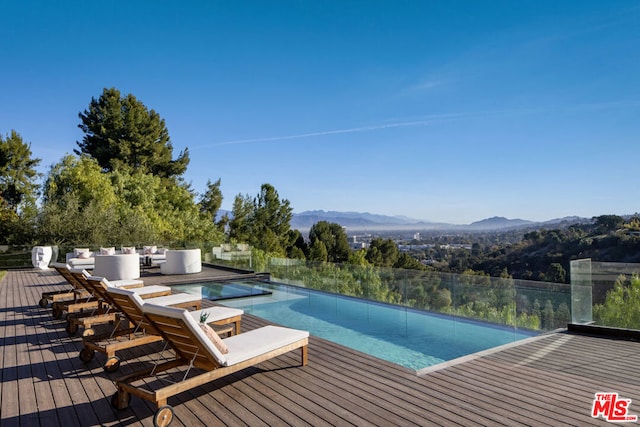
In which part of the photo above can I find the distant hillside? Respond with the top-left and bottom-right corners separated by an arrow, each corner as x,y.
468,216 -> 534,230
290,210 -> 436,230
290,210 -> 588,232
220,208 -> 590,232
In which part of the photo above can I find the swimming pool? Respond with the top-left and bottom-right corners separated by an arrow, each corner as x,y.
172,281 -> 272,301
176,280 -> 536,370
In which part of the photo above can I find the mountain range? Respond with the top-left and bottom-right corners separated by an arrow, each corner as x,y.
289,210 -> 589,231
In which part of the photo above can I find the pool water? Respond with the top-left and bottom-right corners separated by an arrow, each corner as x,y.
177,281 -> 537,370
172,281 -> 271,301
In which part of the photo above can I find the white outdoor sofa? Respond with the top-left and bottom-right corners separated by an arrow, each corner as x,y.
65,246 -> 168,270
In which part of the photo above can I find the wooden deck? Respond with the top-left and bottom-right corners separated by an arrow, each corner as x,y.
2,267 -> 640,426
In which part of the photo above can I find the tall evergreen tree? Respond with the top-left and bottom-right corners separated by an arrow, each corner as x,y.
0,130 -> 41,210
76,87 -> 189,178
228,193 -> 253,243
228,184 -> 293,254
308,221 -> 350,263
251,183 -> 293,254
199,179 -> 223,218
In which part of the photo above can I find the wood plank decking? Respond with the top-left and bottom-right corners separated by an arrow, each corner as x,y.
2,267 -> 640,426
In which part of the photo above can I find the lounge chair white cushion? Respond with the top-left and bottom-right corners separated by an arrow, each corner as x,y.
105,286 -> 201,322
106,286 -> 147,311
89,276 -> 168,298
222,326 -> 309,366
142,293 -> 201,306
110,279 -> 145,288
87,275 -> 144,289
142,303 -> 309,367
128,285 -> 171,297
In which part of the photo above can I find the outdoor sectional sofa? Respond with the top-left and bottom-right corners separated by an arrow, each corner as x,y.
65,246 -> 168,270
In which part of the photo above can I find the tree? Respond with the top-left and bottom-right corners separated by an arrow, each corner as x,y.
545,263 -> 566,283
366,238 -> 399,267
199,179 -> 223,220
593,215 -> 624,233
39,154 -> 222,245
199,178 -> 227,232
308,239 -> 328,262
0,130 -> 41,210
42,155 -> 117,208
286,229 -> 308,259
228,193 -> 253,243
76,87 -> 189,178
393,252 -> 425,270
594,275 -> 640,329
308,221 -> 350,263
227,184 -> 293,254
250,184 -> 293,254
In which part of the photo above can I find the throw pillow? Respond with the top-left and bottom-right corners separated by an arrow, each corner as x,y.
121,246 -> 136,254
74,248 -> 89,257
143,245 -> 157,255
77,250 -> 91,259
198,323 -> 229,354
100,247 -> 115,255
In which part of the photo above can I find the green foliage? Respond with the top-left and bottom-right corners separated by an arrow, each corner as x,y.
425,217 -> 640,283
308,221 -> 350,263
199,178 -> 224,231
0,130 -> 41,211
594,275 -> 640,329
229,184 -> 292,255
309,239 -> 328,262
76,87 -> 189,178
594,214 -> 625,233
348,249 -> 369,266
394,252 -> 425,270
285,229 -> 308,259
366,238 -> 399,267
38,154 -> 223,245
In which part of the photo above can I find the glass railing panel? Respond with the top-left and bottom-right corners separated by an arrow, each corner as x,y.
515,278 -> 570,331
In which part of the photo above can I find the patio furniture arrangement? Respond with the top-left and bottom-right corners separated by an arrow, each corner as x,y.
111,301 -> 308,426
33,264 -> 309,426
160,249 -> 202,275
65,246 -> 168,270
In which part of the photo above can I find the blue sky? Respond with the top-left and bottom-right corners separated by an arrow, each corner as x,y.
1,1 -> 639,224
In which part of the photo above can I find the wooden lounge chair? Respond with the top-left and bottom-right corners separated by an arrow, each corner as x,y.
45,263 -> 99,318
111,302 -> 308,426
48,264 -> 145,319
64,270 -> 173,336
39,263 -> 85,309
78,282 -> 238,373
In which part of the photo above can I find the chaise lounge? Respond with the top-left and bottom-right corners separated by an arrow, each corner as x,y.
65,270 -> 173,336
78,281 -> 240,373
111,302 -> 308,426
